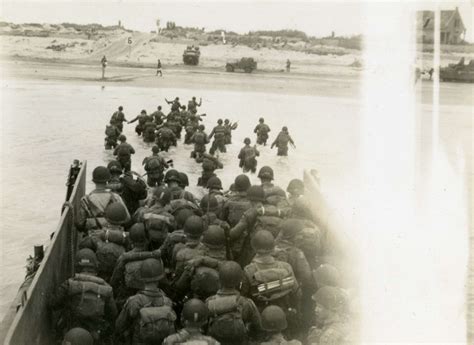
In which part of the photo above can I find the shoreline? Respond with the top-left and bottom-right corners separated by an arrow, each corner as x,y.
1,56 -> 362,99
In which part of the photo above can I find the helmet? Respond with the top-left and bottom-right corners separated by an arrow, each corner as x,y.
158,106 -> 162,110
129,223 -> 147,244
261,306 -> 288,332
286,179 -> 304,194
244,137 -> 251,145
178,172 -> 189,188
184,215 -> 204,239
182,299 -> 209,325
181,105 -> 186,110
153,186 -> 171,206
104,203 -> 128,225
75,248 -> 98,269
175,208 -> 195,229
247,185 -> 265,202
217,119 -> 223,125
282,126 -> 288,131
279,219 -> 305,239
140,258 -> 164,282
206,176 -> 222,190
62,327 -> 93,345
224,119 -> 230,124
251,230 -> 275,253
259,117 -> 264,123
200,194 -> 218,212
258,166 -> 274,180
234,175 -> 251,192
107,160 -> 122,174
141,109 -> 147,114
219,261 -> 243,288
164,169 -> 181,183
192,96 -> 196,100
202,225 -> 226,249
92,166 -> 111,184
152,145 -> 160,154
313,264 -> 341,288
118,106 -> 123,111
118,134 -> 126,142
198,125 -> 205,131
312,286 -> 346,311
175,97 -> 179,100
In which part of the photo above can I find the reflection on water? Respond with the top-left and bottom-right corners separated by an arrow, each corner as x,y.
0,79 -> 361,317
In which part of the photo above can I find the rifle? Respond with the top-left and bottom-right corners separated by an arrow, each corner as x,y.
82,198 -> 103,230
251,277 -> 295,298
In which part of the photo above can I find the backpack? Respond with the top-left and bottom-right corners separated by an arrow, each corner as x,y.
105,125 -> 116,137
190,266 -> 220,299
226,199 -> 252,227
124,260 -> 144,290
117,144 -> 131,158
138,296 -> 176,343
145,157 -> 162,173
168,198 -> 201,216
143,212 -> 173,243
95,230 -> 126,274
68,274 -> 112,319
194,132 -> 206,145
249,261 -> 295,302
254,206 -> 283,238
207,295 -> 246,342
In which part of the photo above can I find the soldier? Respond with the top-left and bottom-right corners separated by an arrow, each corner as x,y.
128,110 -> 149,136
206,176 -> 227,216
313,264 -> 341,291
229,185 -> 286,266
258,166 -> 288,208
242,231 -> 300,337
190,125 -> 209,161
142,119 -> 157,143
51,249 -> 117,343
164,169 -> 196,202
206,261 -> 262,345
221,174 -> 252,228
61,327 -> 94,345
115,258 -> 176,345
101,56 -> 107,79
76,166 -> 129,233
238,138 -> 260,173
135,186 -> 175,250
104,122 -> 121,149
200,194 -> 230,232
106,160 -> 123,194
120,171 -> 148,216
286,179 -> 305,206
165,96 -> 181,112
187,96 -> 202,113
254,118 -> 271,146
260,305 -> 302,345
163,299 -> 219,345
271,126 -> 295,156
198,153 -> 223,187
156,124 -> 177,152
156,59 -> 162,77
208,119 -> 226,155
113,135 -> 136,172
142,146 -> 169,187
151,106 -> 166,125
306,287 -> 350,344
223,119 -> 237,145
110,106 -> 127,132
79,203 -> 130,282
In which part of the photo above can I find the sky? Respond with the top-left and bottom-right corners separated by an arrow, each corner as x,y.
0,1 -> 472,41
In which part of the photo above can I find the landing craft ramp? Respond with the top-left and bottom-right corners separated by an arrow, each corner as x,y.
0,162 -> 87,345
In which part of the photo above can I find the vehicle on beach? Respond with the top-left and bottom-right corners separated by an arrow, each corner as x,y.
440,58 -> 474,83
183,45 -> 201,65
225,57 -> 257,73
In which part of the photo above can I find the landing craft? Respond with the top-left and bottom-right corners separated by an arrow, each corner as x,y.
0,162 -> 355,344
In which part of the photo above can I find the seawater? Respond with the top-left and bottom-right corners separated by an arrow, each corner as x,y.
0,78 -> 362,318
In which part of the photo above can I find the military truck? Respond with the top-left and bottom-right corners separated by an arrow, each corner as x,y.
440,58 -> 474,83
225,57 -> 257,73
183,45 -> 200,65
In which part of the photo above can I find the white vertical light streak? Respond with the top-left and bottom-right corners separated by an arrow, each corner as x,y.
432,2 -> 440,163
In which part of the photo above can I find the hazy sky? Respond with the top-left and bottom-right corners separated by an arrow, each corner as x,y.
1,1 -> 472,40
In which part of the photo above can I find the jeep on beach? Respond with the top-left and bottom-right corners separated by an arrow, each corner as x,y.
440,58 -> 474,83
225,57 -> 257,73
183,45 -> 200,65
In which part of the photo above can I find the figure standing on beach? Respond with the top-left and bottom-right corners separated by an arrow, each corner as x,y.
101,55 -> 107,79
286,59 -> 291,72
156,59 -> 163,77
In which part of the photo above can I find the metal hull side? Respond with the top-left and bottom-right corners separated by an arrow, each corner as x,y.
1,162 -> 87,345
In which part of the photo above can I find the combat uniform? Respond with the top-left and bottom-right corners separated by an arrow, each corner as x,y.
208,124 -> 227,155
